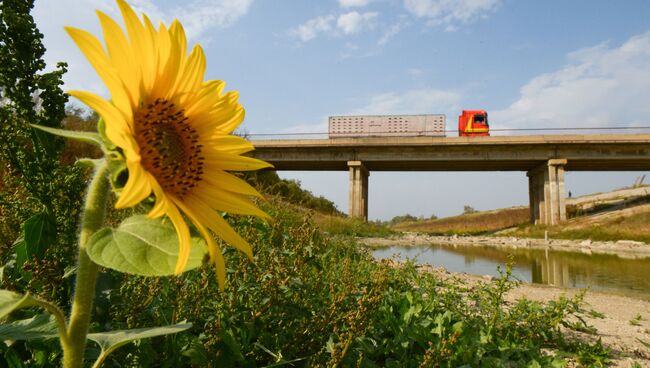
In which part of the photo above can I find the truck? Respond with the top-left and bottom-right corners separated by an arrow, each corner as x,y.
458,110 -> 490,137
328,111 -> 490,138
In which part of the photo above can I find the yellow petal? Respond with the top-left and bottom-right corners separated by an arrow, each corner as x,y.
115,162 -> 152,208
67,90 -> 132,149
202,150 -> 274,171
192,103 -> 244,135
147,180 -> 169,218
183,79 -> 226,116
141,14 -> 160,92
174,45 -> 206,95
203,135 -> 255,155
189,187 -> 269,219
117,0 -> 154,101
169,20 -> 187,65
201,171 -> 264,198
178,197 -> 254,261
65,27 -> 133,117
164,203 -> 191,275
96,10 -> 140,110
175,203 -> 227,290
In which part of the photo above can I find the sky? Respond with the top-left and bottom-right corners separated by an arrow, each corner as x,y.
33,0 -> 650,220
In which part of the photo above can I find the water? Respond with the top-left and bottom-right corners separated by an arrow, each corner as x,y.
373,243 -> 650,301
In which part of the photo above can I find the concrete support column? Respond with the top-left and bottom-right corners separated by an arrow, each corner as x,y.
348,160 -> 369,221
527,159 -> 567,225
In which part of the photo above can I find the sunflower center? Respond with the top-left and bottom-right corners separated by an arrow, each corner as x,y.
134,98 -> 204,198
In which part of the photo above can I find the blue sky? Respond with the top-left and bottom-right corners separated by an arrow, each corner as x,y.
34,0 -> 650,220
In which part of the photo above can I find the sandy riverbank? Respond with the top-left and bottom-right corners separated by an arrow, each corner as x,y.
363,234 -> 650,367
360,233 -> 650,259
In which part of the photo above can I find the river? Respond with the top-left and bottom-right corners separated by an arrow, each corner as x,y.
372,243 -> 650,301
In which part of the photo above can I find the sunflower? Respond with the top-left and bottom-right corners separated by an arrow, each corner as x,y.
65,0 -> 271,288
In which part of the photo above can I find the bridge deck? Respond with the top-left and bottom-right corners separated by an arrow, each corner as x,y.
250,134 -> 650,172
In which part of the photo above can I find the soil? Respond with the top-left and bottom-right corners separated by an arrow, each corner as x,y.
363,234 -> 650,367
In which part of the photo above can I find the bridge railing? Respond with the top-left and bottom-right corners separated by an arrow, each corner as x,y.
244,126 -> 650,141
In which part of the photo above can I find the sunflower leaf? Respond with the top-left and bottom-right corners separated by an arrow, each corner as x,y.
0,314 -> 59,341
0,290 -> 39,319
87,322 -> 192,358
85,215 -> 208,276
30,124 -> 102,146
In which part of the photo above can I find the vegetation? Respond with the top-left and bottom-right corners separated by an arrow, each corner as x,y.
393,207 -> 529,235
1,201 -> 611,367
0,0 -> 87,308
246,171 -> 343,216
501,208 -> 650,243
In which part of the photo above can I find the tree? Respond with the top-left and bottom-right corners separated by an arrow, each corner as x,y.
463,205 -> 477,215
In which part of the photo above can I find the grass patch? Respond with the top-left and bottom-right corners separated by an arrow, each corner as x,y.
507,211 -> 650,243
393,207 -> 529,235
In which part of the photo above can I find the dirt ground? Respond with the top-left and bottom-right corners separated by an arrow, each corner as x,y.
364,235 -> 650,367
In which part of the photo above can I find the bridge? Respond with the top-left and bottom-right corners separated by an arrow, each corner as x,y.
249,134 -> 650,224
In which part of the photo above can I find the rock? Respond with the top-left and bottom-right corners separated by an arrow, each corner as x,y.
616,240 -> 646,247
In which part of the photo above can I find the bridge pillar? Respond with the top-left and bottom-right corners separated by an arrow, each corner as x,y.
527,159 -> 567,225
348,160 -> 368,221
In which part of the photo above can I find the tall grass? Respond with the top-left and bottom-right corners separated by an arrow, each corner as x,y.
393,207 -> 530,235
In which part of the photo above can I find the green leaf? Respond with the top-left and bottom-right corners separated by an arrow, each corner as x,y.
86,215 -> 208,276
88,323 -> 192,360
30,124 -> 102,146
97,118 -> 116,150
0,290 -> 67,338
0,290 -> 39,319
0,314 -> 58,340
23,213 -> 56,258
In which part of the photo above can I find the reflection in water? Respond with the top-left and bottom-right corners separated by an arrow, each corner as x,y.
372,243 -> 650,301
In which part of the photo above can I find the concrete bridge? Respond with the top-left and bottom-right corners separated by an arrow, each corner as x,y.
249,135 -> 650,224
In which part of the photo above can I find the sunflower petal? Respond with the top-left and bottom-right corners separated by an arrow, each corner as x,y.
174,45 -> 206,95
164,203 -> 191,275
189,187 -> 269,219
147,180 -> 169,218
64,27 -> 132,116
180,198 -> 254,261
173,200 -> 229,290
203,135 -> 255,155
201,171 -> 264,198
96,10 -> 139,109
203,151 -> 274,171
67,90 -> 132,149
115,162 -> 152,209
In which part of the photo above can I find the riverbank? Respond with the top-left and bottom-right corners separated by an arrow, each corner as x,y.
361,233 -> 650,259
406,262 -> 650,367
366,234 -> 650,366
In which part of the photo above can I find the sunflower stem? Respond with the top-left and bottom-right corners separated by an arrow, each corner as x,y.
62,159 -> 109,368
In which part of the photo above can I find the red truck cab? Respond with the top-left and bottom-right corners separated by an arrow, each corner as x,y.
458,110 -> 490,136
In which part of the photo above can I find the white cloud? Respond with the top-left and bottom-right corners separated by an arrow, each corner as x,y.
172,0 -> 253,40
337,11 -> 378,34
33,0 -> 252,95
352,88 -> 462,115
290,11 -> 377,42
339,0 -> 374,8
378,20 -> 405,45
289,15 -> 336,42
493,32 -> 650,132
404,0 -> 501,31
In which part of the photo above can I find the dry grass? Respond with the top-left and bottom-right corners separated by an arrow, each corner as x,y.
392,206 -> 530,235
505,206 -> 650,243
